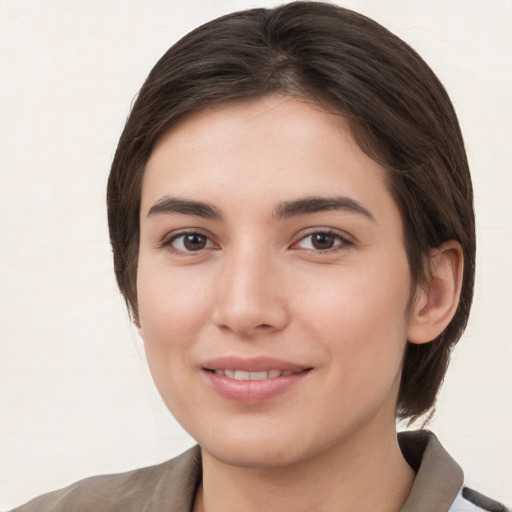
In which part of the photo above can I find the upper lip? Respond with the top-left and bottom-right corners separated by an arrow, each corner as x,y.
202,356 -> 310,373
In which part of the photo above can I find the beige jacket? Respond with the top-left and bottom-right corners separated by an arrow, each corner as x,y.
10,430 -> 508,512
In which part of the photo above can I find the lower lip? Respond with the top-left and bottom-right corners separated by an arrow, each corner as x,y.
203,370 -> 310,404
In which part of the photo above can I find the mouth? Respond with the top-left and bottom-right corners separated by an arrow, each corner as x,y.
202,358 -> 312,403
207,369 -> 299,380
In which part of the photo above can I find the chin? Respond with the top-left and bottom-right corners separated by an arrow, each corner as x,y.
207,444 -> 300,469
198,429 -> 309,469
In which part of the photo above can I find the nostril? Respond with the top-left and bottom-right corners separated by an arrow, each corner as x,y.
211,293 -> 290,336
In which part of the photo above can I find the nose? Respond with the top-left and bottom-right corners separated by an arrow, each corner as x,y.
211,247 -> 290,338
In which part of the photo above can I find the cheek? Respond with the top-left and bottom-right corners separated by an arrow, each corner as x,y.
303,280 -> 409,423
136,267 -> 206,416
137,261 -> 211,339
136,264 -> 214,399
294,258 -> 411,368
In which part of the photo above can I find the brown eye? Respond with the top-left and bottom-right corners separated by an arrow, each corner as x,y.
294,230 -> 350,252
169,233 -> 212,252
311,233 -> 336,250
183,234 -> 207,250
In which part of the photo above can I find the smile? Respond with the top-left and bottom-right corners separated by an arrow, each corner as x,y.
203,361 -> 312,403
212,369 -> 295,380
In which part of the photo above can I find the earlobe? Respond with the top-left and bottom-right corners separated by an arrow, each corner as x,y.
407,241 -> 464,344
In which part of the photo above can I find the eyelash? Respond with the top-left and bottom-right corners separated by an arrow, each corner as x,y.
161,229 -> 353,256
292,229 -> 353,253
161,230 -> 216,255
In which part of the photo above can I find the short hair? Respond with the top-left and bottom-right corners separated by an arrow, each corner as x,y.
107,1 -> 475,421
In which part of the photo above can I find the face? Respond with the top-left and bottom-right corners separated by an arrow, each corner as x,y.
137,96 -> 415,468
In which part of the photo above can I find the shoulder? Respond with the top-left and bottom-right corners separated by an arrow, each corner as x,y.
9,446 -> 201,512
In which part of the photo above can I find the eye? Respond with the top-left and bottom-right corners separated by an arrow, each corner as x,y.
294,230 -> 350,252
165,232 -> 215,253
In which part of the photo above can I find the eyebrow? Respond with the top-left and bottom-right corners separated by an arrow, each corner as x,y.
147,197 -> 222,219
146,195 -> 374,222
273,196 -> 375,222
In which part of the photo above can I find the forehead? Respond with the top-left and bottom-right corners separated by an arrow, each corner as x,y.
146,96 -> 353,173
141,95 -> 399,226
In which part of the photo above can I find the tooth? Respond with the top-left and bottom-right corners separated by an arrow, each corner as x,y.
214,369 -> 224,376
249,371 -> 268,380
234,370 -> 250,380
281,371 -> 293,376
268,370 -> 281,378
225,369 -> 235,378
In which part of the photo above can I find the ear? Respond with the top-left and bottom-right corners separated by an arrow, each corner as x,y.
407,241 -> 464,344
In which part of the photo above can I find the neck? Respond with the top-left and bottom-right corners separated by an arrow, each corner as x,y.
194,420 -> 415,512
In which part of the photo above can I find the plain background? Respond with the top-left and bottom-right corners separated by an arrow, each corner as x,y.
1,0 -> 511,509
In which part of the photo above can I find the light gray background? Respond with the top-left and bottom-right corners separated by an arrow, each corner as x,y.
1,0 -> 511,509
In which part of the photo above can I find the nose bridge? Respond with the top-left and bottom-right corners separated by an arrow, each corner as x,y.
212,239 -> 288,336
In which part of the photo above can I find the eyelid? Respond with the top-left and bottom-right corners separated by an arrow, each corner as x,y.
158,227 -> 354,255
160,229 -> 218,255
291,228 -> 354,252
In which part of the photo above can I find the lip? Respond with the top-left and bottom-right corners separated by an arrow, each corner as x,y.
202,356 -> 308,373
201,356 -> 312,404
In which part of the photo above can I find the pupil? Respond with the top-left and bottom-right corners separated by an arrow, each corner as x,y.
312,233 -> 334,250
184,234 -> 206,251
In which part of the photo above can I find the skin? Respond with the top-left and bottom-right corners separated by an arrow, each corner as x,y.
137,95 -> 462,512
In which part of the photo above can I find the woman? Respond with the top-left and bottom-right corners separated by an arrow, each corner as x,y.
10,2 -> 508,511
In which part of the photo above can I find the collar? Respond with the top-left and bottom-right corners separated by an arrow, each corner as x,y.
398,430 -> 463,511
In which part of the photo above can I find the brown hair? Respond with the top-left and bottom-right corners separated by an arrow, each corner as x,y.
107,2 -> 475,421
